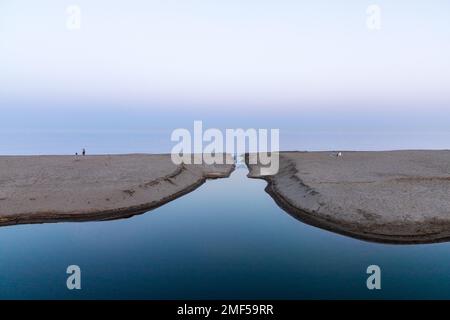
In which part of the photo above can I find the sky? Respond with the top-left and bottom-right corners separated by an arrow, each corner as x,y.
0,0 -> 449,153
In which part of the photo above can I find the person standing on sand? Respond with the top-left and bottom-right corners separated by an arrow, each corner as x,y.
82,148 -> 86,156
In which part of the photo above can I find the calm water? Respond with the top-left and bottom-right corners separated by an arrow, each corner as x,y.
1,167 -> 450,299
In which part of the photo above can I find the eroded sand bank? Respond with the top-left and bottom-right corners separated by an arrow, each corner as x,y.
0,154 -> 234,227
247,151 -> 450,244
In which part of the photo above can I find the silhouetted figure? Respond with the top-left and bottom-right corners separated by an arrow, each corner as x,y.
82,148 -> 86,156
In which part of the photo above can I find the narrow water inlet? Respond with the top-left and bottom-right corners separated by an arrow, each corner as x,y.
1,167 -> 450,299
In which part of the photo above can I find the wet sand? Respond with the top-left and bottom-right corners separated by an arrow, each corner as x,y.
0,154 -> 234,227
247,151 -> 450,244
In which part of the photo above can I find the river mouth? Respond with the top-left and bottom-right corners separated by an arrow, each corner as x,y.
1,167 -> 450,299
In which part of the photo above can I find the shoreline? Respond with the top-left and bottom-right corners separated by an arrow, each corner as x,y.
0,154 -> 235,227
246,151 -> 450,244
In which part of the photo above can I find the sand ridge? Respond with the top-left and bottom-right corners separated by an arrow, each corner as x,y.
0,154 -> 235,227
246,151 -> 450,244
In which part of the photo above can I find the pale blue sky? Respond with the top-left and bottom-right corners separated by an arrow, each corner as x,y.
1,0 -> 449,111
0,1 -> 449,154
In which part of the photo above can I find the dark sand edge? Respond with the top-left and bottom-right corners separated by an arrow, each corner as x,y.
0,164 -> 235,228
244,154 -> 450,245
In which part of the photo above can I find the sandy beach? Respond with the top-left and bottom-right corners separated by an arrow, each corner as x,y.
0,154 -> 234,227
247,151 -> 450,244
